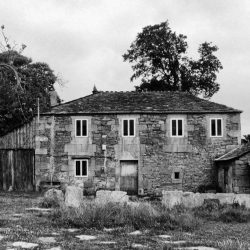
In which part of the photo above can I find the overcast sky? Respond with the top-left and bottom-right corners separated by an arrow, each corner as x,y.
1,0 -> 250,135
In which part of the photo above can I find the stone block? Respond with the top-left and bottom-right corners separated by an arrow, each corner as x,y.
44,188 -> 64,206
162,191 -> 250,209
162,190 -> 183,208
35,148 -> 48,155
65,186 -> 83,208
35,136 -> 49,142
215,193 -> 235,204
95,190 -> 128,203
234,194 -> 250,208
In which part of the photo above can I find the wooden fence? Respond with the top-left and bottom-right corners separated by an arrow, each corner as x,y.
0,149 -> 35,191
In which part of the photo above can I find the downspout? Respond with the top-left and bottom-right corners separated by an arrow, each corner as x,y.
50,116 -> 55,186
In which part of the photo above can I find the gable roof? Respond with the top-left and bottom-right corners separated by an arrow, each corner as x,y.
215,144 -> 250,162
43,91 -> 242,115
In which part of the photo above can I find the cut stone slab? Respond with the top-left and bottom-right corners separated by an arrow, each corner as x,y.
98,241 -> 117,244
131,243 -> 148,248
66,228 -> 79,233
26,207 -> 53,215
158,235 -> 172,239
38,237 -> 56,243
76,235 -> 97,240
12,213 -> 24,217
176,247 -> 218,250
128,230 -> 142,235
51,232 -> 60,236
164,240 -> 186,244
12,241 -> 39,248
46,247 -> 62,250
103,227 -> 117,232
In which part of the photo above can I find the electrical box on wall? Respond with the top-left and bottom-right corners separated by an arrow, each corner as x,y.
138,188 -> 144,195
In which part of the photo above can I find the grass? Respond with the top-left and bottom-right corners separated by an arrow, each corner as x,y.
52,201 -> 201,231
194,201 -> 250,223
1,192 -> 250,249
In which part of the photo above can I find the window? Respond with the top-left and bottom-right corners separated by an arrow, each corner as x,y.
171,168 -> 183,184
75,160 -> 88,177
210,118 -> 222,137
123,119 -> 135,137
174,172 -> 180,180
75,119 -> 88,137
170,118 -> 184,137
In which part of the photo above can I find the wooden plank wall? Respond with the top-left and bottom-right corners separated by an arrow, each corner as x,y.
0,149 -> 34,191
0,119 -> 36,149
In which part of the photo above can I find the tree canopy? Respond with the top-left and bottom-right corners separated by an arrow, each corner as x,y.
0,26 -> 60,135
123,21 -> 223,98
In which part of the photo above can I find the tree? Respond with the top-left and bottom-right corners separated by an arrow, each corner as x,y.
123,21 -> 223,98
0,25 -> 60,136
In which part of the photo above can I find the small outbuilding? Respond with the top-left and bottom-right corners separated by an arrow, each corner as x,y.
216,144 -> 250,193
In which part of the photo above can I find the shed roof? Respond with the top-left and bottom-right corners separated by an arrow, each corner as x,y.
215,144 -> 250,162
42,91 -> 241,115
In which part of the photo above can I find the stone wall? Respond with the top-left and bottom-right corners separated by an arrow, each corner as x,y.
0,111 -> 241,194
139,113 -> 240,193
162,190 -> 250,208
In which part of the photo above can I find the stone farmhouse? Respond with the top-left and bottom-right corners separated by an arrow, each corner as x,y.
0,90 -> 242,194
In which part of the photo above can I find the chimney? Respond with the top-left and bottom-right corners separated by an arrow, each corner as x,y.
92,85 -> 99,95
50,90 -> 59,107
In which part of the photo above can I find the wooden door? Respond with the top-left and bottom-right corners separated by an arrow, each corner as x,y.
120,160 -> 138,195
0,149 -> 34,191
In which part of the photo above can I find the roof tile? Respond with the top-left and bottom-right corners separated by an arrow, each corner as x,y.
44,91 -> 241,115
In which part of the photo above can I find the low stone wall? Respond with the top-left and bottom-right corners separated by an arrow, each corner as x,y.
162,191 -> 250,208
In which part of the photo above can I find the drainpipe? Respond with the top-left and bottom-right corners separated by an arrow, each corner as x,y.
50,116 -> 55,186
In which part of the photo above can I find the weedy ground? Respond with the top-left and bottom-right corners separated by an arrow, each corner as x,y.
0,192 -> 250,249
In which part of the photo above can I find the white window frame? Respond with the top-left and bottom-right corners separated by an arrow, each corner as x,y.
75,159 -> 88,177
210,118 -> 223,137
122,118 -> 136,137
75,119 -> 88,137
170,118 -> 184,137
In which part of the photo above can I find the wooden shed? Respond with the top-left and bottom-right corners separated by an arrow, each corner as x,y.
215,144 -> 250,193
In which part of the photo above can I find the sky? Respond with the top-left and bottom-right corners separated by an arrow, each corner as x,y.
1,0 -> 250,136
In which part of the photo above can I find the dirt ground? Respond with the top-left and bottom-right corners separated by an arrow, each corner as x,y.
0,192 -> 250,250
